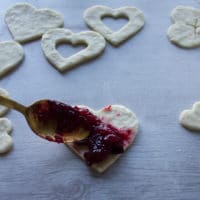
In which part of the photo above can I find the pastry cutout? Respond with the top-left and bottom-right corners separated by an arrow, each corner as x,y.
5,3 -> 64,43
0,118 -> 13,154
84,5 -> 145,46
0,88 -> 10,116
180,102 -> 200,131
0,41 -> 24,78
66,105 -> 139,173
167,6 -> 200,48
41,28 -> 106,72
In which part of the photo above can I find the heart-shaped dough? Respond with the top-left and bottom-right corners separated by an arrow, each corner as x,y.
167,6 -> 200,48
5,3 -> 64,43
180,102 -> 200,131
66,105 -> 138,173
84,5 -> 145,46
0,88 -> 10,116
41,28 -> 106,72
0,118 -> 13,154
0,41 -> 24,78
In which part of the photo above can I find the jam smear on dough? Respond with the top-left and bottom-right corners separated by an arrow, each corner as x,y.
103,105 -> 112,112
32,100 -> 131,165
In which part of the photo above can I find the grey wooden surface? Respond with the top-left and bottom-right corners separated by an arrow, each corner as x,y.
1,0 -> 200,199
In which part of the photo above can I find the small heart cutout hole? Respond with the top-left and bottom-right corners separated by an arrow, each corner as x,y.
56,42 -> 87,58
102,16 -> 128,31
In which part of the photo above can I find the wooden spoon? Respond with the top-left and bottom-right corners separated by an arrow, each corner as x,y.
0,96 -> 89,143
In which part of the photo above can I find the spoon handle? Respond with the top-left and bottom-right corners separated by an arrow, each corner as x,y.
0,95 -> 26,115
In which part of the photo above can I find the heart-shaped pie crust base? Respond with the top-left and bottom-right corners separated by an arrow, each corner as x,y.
180,102 -> 200,131
41,28 -> 106,72
167,6 -> 200,48
66,105 -> 138,173
0,41 -> 24,78
5,3 -> 64,43
84,5 -> 145,46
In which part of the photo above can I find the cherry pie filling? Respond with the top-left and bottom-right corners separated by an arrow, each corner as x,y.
32,100 -> 132,165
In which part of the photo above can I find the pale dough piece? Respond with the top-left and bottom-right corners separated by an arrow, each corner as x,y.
0,133 -> 13,154
0,118 -> 13,154
5,3 -> 64,43
84,5 -> 145,46
66,105 -> 139,173
41,28 -> 106,72
167,6 -> 200,48
0,88 -> 10,116
180,102 -> 200,131
0,118 -> 12,133
0,41 -> 24,78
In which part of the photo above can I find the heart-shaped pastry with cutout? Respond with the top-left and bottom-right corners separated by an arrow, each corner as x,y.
84,5 -> 145,46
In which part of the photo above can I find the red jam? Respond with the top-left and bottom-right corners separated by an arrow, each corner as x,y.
103,105 -> 112,112
32,100 -> 127,165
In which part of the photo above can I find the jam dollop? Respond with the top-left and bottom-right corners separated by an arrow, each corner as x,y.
33,100 -> 126,165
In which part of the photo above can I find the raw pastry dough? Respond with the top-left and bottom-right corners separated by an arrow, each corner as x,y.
167,6 -> 200,48
0,88 -> 10,116
41,28 -> 106,72
66,105 -> 139,173
84,5 -> 145,46
0,118 -> 12,133
0,41 -> 24,78
0,118 -> 13,154
5,3 -> 64,43
180,102 -> 200,131
0,133 -> 13,154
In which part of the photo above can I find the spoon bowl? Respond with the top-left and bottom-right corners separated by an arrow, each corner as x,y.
0,96 -> 89,143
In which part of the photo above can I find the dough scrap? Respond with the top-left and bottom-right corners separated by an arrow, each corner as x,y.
84,5 -> 145,46
0,133 -> 13,154
0,88 -> 10,116
41,28 -> 106,72
0,41 -> 24,78
180,102 -> 200,131
0,118 -> 12,133
5,3 -> 64,43
66,105 -> 139,173
0,118 -> 13,154
167,6 -> 200,48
